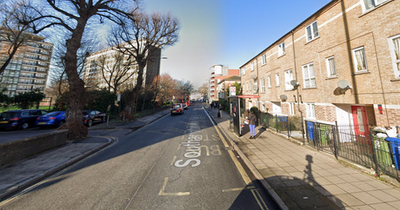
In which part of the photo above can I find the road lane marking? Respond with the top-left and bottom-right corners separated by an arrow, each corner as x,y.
176,144 -> 181,150
251,189 -> 269,210
222,186 -> 255,192
159,177 -> 190,196
203,109 -> 252,185
170,156 -> 177,166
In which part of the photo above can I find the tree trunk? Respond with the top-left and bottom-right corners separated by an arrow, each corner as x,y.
124,60 -> 146,114
63,20 -> 89,139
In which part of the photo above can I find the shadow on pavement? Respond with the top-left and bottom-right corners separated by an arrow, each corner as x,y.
265,155 -> 345,209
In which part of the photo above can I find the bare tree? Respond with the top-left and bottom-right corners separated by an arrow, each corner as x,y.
155,73 -> 175,105
0,1 -> 32,74
97,51 -> 137,94
111,11 -> 180,114
197,82 -> 208,99
14,0 -> 138,139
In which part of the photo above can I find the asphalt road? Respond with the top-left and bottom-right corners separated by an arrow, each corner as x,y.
0,104 -> 278,210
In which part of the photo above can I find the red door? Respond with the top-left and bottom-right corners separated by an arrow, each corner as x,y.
351,106 -> 372,153
351,106 -> 369,137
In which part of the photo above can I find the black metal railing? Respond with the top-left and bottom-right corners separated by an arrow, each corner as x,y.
260,113 -> 304,140
303,121 -> 400,180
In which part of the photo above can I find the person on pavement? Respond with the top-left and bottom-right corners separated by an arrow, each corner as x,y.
248,110 -> 257,139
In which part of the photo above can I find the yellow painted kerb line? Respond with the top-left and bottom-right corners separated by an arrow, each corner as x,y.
204,109 -> 252,185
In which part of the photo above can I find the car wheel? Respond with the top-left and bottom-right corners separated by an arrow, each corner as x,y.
88,119 -> 93,127
58,121 -> 65,127
21,122 -> 29,130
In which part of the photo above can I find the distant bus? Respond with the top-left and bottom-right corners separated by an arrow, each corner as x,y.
182,94 -> 190,106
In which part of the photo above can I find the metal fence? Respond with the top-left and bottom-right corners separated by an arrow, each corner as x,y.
305,121 -> 400,180
259,113 -> 304,141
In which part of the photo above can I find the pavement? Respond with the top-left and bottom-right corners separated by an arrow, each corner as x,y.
206,106 -> 400,210
1,104 -> 400,210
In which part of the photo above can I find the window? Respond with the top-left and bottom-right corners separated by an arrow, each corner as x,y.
306,21 -> 319,42
389,34 -> 400,78
289,103 -> 296,115
326,56 -> 336,77
362,0 -> 390,11
260,78 -> 265,93
261,101 -> 265,111
275,73 -> 280,86
352,47 -> 367,72
278,42 -> 285,56
306,103 -> 316,118
285,69 -> 293,90
268,76 -> 271,88
242,68 -> 246,75
302,63 -> 316,88
253,80 -> 258,93
262,54 -> 267,65
251,62 -> 255,71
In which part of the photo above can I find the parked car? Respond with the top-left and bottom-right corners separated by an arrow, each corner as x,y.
182,103 -> 188,109
0,109 -> 48,130
170,103 -> 184,115
82,110 -> 106,127
35,111 -> 66,128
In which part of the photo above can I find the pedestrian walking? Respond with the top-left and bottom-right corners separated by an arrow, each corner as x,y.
248,110 -> 257,139
218,104 -> 222,118
210,102 -> 213,109
213,102 -> 216,109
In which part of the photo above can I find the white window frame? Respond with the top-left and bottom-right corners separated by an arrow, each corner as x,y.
285,69 -> 293,90
262,54 -> 267,65
352,47 -> 368,72
306,21 -> 319,42
260,77 -> 265,93
388,34 -> 400,78
261,101 -> 265,111
302,63 -> 316,88
278,42 -> 285,56
289,102 -> 296,116
361,0 -> 390,12
267,76 -> 271,88
306,103 -> 316,119
275,73 -> 280,87
242,67 -> 246,75
251,62 -> 255,71
326,56 -> 337,77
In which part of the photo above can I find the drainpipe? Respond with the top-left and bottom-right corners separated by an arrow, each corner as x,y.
292,30 -> 305,144
340,0 -> 359,104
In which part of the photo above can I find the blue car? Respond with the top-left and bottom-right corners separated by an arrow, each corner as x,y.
35,111 -> 66,128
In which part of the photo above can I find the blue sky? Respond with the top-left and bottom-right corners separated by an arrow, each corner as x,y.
144,0 -> 333,88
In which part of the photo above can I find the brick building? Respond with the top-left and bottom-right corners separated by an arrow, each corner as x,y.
240,0 -> 400,133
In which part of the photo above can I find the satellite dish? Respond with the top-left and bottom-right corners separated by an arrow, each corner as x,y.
290,80 -> 299,86
280,94 -> 288,101
337,80 -> 351,89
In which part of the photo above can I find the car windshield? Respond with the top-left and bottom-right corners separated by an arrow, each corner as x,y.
45,112 -> 62,116
174,104 -> 181,108
1,112 -> 20,118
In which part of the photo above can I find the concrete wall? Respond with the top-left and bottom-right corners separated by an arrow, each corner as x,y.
0,130 -> 68,166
